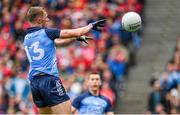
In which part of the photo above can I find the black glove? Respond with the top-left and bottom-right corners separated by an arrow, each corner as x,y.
91,19 -> 106,31
76,36 -> 93,44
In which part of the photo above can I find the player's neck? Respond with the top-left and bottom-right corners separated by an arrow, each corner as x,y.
30,23 -> 43,28
89,89 -> 99,96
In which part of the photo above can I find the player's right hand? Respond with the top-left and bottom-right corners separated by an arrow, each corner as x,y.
76,36 -> 93,44
91,19 -> 106,31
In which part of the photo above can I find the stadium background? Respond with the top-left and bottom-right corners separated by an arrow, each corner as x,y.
0,0 -> 180,114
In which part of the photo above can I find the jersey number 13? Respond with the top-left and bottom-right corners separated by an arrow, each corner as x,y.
25,41 -> 45,62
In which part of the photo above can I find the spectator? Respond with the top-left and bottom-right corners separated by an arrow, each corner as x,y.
148,80 -> 165,113
147,35 -> 180,114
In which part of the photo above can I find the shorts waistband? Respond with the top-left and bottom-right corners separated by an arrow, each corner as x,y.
33,73 -> 49,77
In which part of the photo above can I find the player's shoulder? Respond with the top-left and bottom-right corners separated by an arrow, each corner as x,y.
44,28 -> 60,40
78,91 -> 91,98
72,91 -> 90,104
24,27 -> 45,43
100,95 -> 111,103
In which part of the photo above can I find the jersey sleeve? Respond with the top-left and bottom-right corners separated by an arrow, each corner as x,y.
72,95 -> 83,109
104,98 -> 113,112
45,28 -> 60,40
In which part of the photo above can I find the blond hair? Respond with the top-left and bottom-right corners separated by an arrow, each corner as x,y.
26,6 -> 45,23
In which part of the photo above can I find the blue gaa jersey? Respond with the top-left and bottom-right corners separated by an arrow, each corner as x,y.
23,27 -> 60,80
72,91 -> 113,114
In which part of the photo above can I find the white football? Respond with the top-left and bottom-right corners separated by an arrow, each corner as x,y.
121,12 -> 142,32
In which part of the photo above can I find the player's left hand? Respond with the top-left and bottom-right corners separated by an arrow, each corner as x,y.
76,36 -> 93,44
91,19 -> 106,31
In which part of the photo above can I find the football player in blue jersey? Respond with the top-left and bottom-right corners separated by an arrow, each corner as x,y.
72,73 -> 114,115
23,7 -> 106,114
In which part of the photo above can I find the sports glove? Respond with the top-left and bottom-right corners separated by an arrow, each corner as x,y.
90,19 -> 106,31
76,36 -> 93,44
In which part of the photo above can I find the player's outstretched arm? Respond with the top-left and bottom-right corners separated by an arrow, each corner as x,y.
59,19 -> 106,38
55,38 -> 76,47
55,36 -> 93,47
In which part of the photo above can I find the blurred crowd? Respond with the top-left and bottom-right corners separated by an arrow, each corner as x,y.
0,0 -> 144,114
147,37 -> 180,114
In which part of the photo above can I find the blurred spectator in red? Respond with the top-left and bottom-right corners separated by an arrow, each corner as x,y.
100,81 -> 116,107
